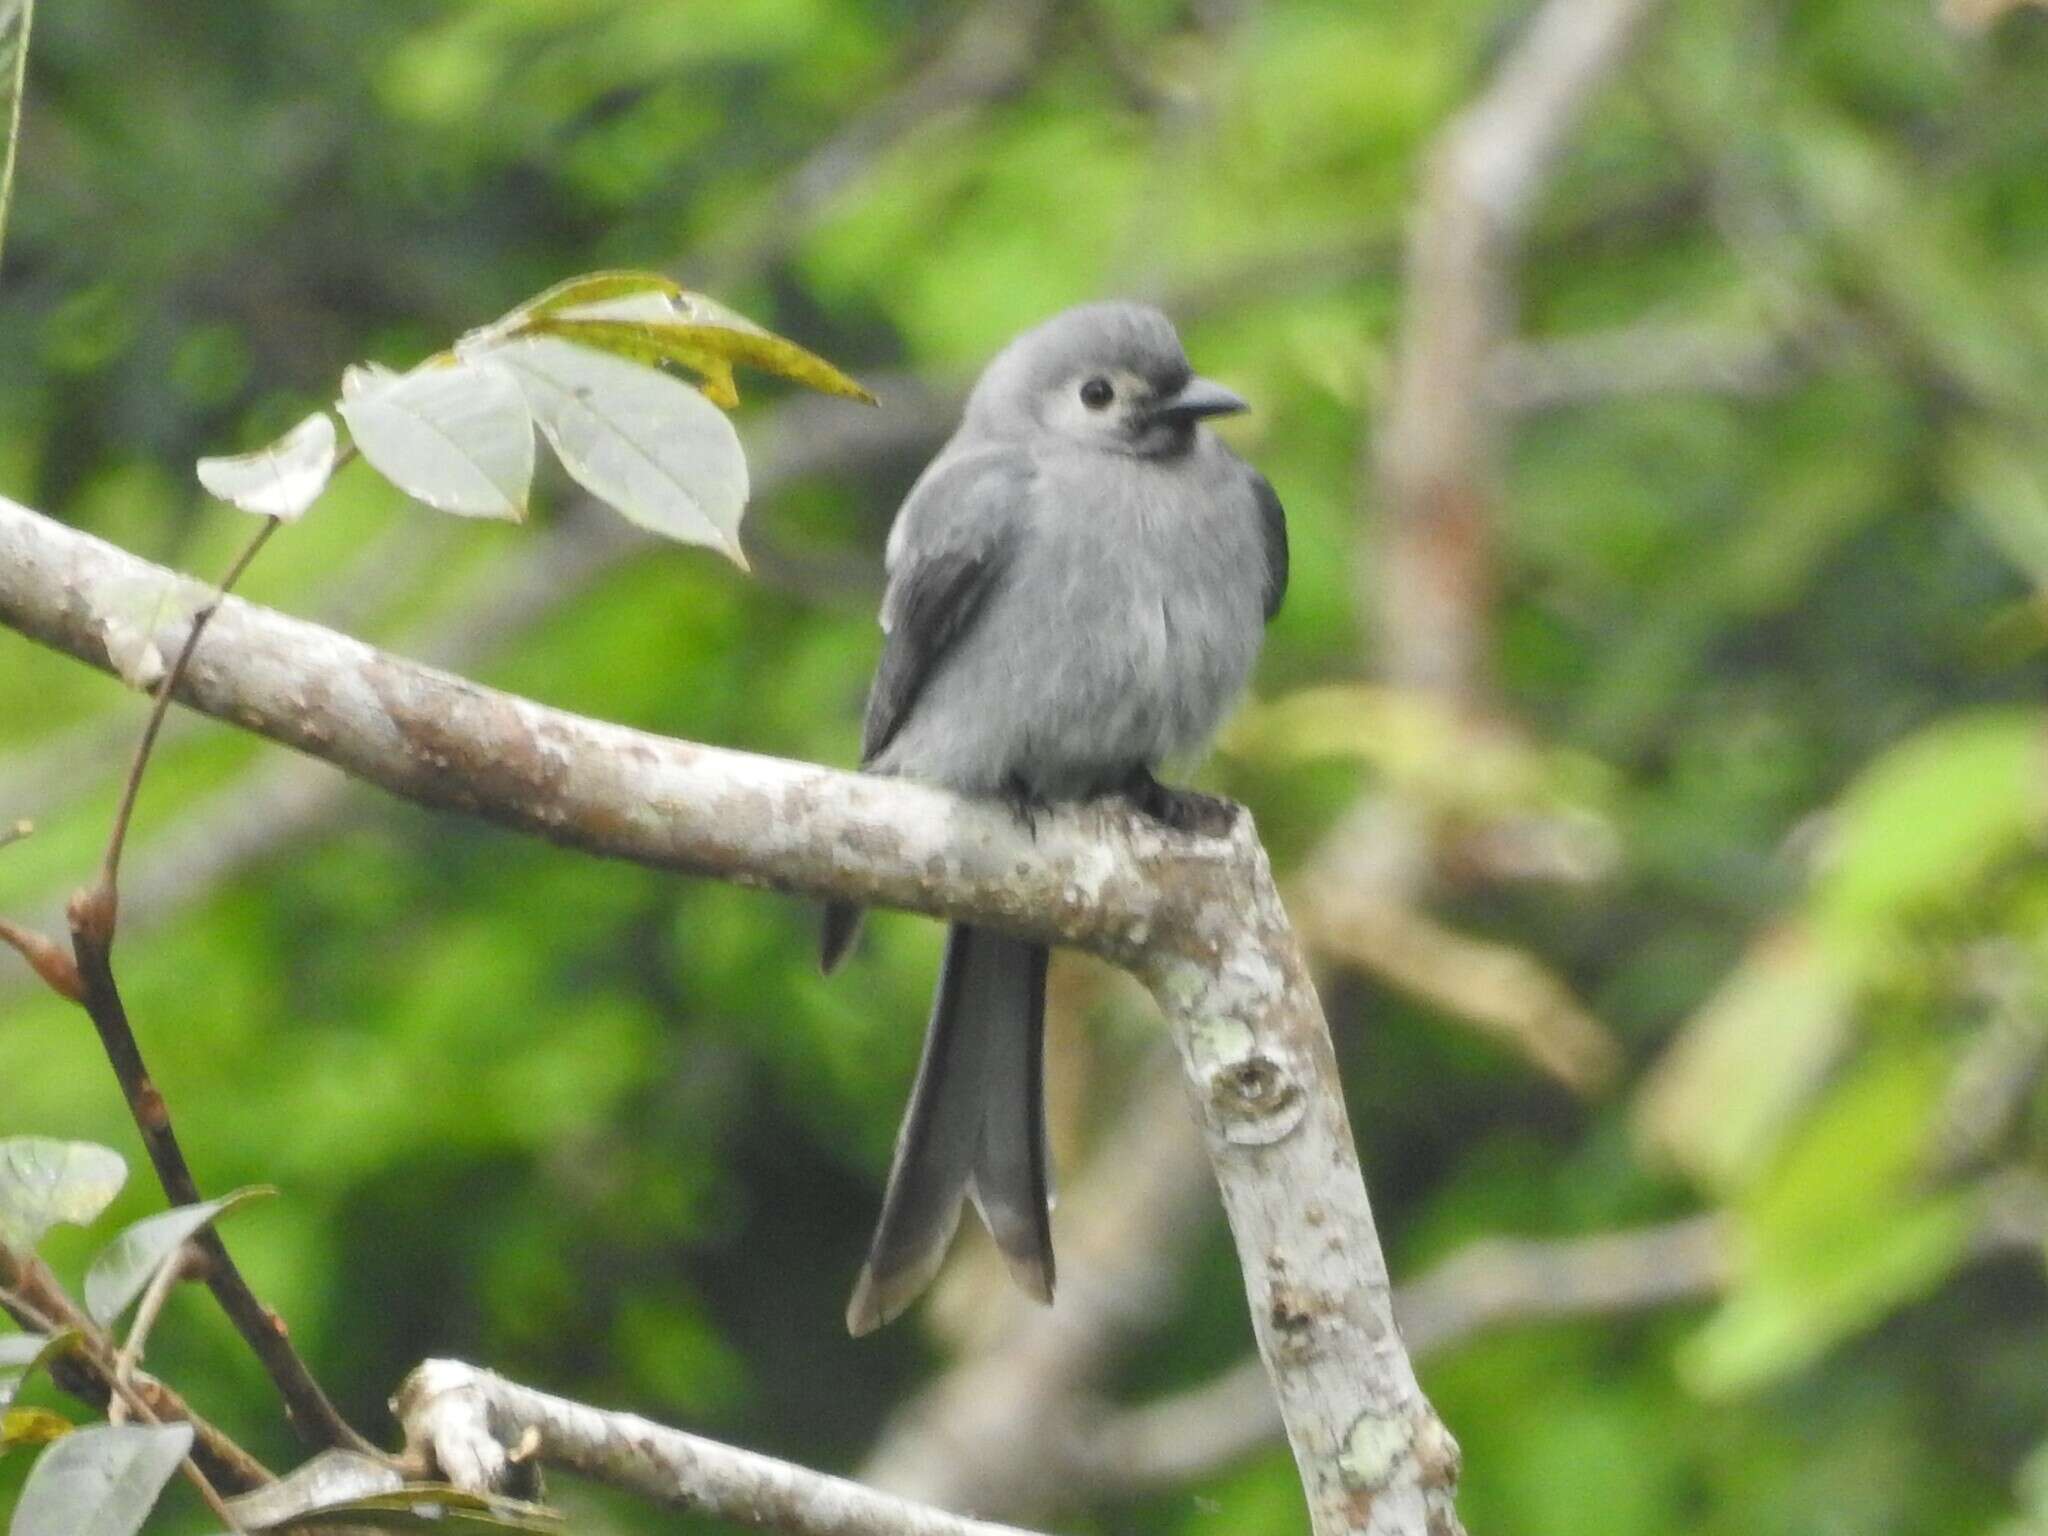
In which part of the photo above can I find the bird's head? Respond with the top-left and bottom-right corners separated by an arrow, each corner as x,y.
965,301 -> 1248,459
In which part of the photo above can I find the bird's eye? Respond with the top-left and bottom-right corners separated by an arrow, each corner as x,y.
1079,377 -> 1114,410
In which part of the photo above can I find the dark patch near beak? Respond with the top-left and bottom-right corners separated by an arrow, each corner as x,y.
1153,376 -> 1250,425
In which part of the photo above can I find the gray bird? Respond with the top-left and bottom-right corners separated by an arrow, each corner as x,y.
824,301 -> 1287,1335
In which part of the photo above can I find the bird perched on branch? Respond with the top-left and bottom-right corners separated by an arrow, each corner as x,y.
823,301 -> 1287,1335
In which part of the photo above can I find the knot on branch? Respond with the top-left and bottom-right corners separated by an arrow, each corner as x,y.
1210,1051 -> 1304,1132
1171,1007 -> 1308,1148
393,1360 -> 544,1502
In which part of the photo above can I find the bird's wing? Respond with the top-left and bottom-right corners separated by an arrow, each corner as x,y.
1249,468 -> 1289,623
861,445 -> 1033,764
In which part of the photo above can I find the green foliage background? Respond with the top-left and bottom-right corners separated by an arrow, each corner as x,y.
4,0 -> 2048,1531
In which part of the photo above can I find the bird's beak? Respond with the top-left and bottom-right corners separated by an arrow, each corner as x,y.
1154,376 -> 1250,424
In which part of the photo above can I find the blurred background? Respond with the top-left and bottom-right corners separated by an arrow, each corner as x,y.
4,0 -> 2048,1531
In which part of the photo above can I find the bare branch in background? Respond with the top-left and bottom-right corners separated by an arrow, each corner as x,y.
394,1360 -> 1051,1536
0,495 -> 1462,1536
1486,321 -> 1799,414
1376,0 -> 1666,700
1077,1216 -> 1731,1491
1296,863 -> 1620,1094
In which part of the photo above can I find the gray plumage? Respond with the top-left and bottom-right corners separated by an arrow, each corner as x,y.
829,302 -> 1287,1336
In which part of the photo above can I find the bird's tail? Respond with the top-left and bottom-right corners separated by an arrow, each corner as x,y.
819,901 -> 865,974
845,923 -> 1053,1336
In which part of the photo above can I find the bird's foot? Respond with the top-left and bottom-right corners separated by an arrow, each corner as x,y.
1122,768 -> 1240,837
1003,775 -> 1047,840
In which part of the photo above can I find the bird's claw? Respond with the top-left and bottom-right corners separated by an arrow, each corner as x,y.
1003,776 -> 1045,840
1123,769 -> 1239,837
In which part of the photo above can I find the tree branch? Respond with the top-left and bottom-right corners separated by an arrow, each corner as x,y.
60,894 -> 371,1453
1376,0 -> 1666,698
0,494 -> 1462,1535
393,1360 -> 1050,1536
1076,1216 -> 1729,1491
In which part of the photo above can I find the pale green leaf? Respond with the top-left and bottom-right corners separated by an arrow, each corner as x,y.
1679,1047 -> 1973,1396
195,410 -> 338,522
0,0 -> 31,276
1813,708 -> 2046,951
287,1491 -> 562,1532
232,1480 -> 563,1533
478,334 -> 750,566
83,1187 -> 273,1326
1680,1194 -> 1972,1398
0,1139 -> 127,1252
9,1422 -> 192,1536
1945,427 -> 2048,587
1632,925 -> 1856,1193
94,570 -> 212,693
223,1449 -> 402,1529
338,356 -> 534,521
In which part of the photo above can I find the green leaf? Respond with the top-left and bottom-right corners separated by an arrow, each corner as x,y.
518,316 -> 742,408
1679,1047 -> 1974,1396
222,1449 -> 402,1528
515,269 -> 683,318
238,1484 -> 563,1533
195,410 -> 339,522
9,1422 -> 192,1536
1632,926 -> 1856,1193
478,334 -> 751,567
337,357 -> 534,521
1681,1193 -> 1973,1398
1,1406 -> 71,1451
665,290 -> 876,403
0,1139 -> 127,1252
496,279 -> 875,407
0,0 -> 31,276
532,314 -> 874,406
1813,709 -> 2047,953
0,1330 -> 81,1410
304,1490 -> 559,1532
83,1187 -> 273,1326
1945,426 -> 2048,587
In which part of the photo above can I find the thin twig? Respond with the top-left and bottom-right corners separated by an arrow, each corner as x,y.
0,913 -> 81,999
113,1241 -> 196,1389
39,497 -> 370,1452
0,1240 -> 275,1493
61,908 -> 371,1452
100,514 -> 280,893
99,1354 -> 250,1534
395,1360 -> 1051,1536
